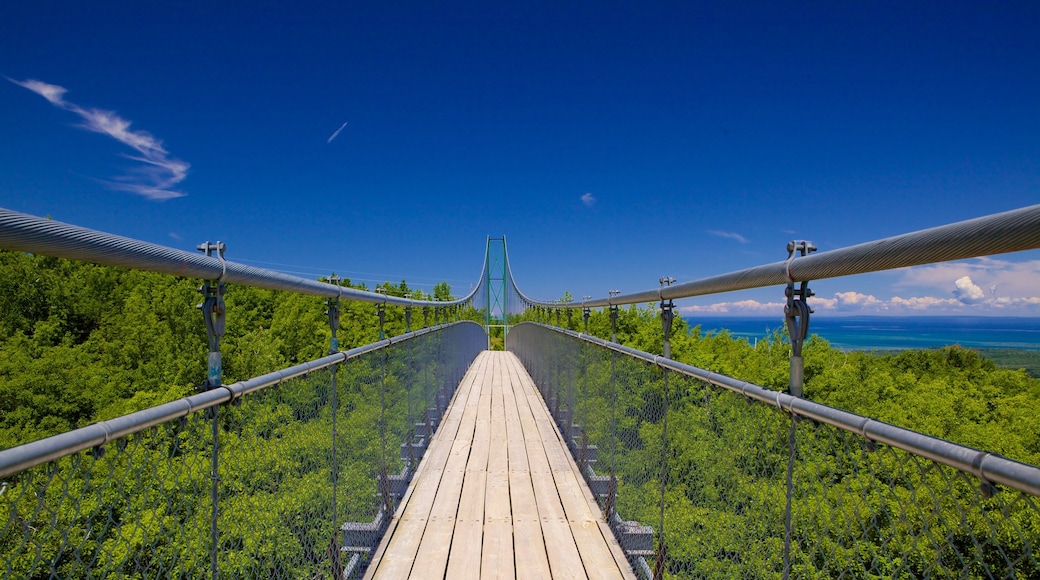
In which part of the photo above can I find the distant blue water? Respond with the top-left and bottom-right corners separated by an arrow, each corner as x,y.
685,316 -> 1040,351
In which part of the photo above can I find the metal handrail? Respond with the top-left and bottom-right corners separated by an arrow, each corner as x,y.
0,321 -> 478,478
516,203 -> 1040,308
518,322 -> 1040,497
0,207 -> 479,308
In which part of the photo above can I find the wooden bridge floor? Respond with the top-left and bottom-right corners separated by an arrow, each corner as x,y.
365,351 -> 635,579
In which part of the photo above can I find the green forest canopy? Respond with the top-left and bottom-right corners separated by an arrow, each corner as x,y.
2,250 -> 1039,468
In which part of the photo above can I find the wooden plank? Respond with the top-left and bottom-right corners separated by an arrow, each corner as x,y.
481,520 -> 515,579
502,357 -> 530,474
506,357 -> 587,579
485,462 -> 511,522
570,521 -> 626,580
369,352 -> 489,579
503,358 -> 550,580
407,359 -> 486,579
445,470 -> 487,579
509,468 -> 551,580
506,352 -> 635,580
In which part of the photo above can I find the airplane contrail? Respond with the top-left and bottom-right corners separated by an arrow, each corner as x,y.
327,121 -> 348,143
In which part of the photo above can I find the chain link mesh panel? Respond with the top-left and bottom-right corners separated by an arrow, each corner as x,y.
507,322 -> 1040,580
1,321 -> 486,579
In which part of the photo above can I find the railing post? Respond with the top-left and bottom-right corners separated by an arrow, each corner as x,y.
782,240 -> 815,580
404,293 -> 413,333
196,241 -> 226,580
325,274 -> 344,578
582,296 -> 591,335
609,290 -> 620,343
375,288 -> 387,340
654,277 -> 675,580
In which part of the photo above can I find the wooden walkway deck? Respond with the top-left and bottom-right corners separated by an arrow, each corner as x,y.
365,351 -> 635,579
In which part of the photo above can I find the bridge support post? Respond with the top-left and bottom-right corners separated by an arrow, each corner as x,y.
325,275 -> 344,579
582,297 -> 591,335
196,241 -> 226,580
608,290 -> 620,343
404,296 -> 413,333
654,277 -> 675,580
781,240 -> 815,580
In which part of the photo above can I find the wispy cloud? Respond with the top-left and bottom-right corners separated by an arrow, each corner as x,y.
9,78 -> 189,200
327,121 -> 348,143
581,192 -> 596,207
707,230 -> 749,244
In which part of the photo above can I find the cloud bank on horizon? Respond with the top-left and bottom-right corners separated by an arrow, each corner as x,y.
679,258 -> 1040,316
10,78 -> 189,200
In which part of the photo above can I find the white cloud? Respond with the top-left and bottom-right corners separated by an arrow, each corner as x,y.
707,230 -> 749,244
10,77 -> 189,200
581,192 -> 596,206
833,291 -> 883,309
889,296 -> 960,310
953,275 -> 985,304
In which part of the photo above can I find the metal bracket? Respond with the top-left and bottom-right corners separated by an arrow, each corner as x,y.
608,290 -> 620,343
196,241 -> 227,389
326,274 -> 341,354
582,296 -> 592,335
375,288 -> 387,340
784,241 -> 816,397
659,277 -> 675,360
404,293 -> 413,333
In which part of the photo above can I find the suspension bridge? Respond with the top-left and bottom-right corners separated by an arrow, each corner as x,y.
2,204 -> 1040,579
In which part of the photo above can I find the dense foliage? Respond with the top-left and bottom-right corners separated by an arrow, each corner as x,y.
510,314 -> 1040,578
0,250 -> 458,450
515,303 -> 1040,467
0,251 -> 475,578
3,252 -> 1039,578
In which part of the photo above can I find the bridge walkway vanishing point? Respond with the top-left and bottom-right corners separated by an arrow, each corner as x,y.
366,351 -> 634,579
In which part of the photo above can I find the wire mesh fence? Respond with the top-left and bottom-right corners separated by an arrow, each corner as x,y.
1,321 -> 485,579
508,322 -> 1040,579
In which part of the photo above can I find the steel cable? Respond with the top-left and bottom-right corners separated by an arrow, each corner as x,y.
0,207 -> 478,308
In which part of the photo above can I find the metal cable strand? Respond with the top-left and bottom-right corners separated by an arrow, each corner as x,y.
0,208 -> 478,307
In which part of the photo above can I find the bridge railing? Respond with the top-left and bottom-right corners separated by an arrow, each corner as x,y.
1,321 -> 486,579
509,322 -> 1040,579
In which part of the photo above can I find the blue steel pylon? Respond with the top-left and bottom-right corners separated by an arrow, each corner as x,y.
485,237 -> 507,332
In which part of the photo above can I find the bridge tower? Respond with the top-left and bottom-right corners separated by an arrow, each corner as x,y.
484,236 -> 509,347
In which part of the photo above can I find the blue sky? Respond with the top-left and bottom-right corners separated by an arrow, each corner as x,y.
1,2 -> 1038,316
